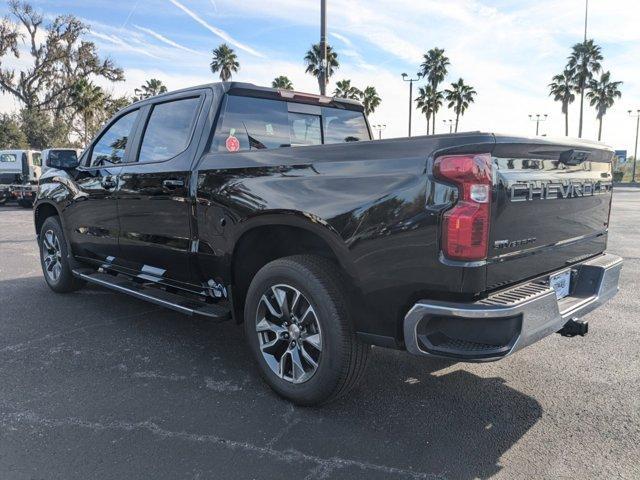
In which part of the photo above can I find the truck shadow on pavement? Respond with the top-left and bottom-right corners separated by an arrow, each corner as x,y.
0,276 -> 543,480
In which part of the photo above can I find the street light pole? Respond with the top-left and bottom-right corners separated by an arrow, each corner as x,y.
319,0 -> 327,96
629,110 -> 640,183
584,0 -> 589,41
402,73 -> 421,137
442,119 -> 453,134
372,124 -> 387,140
528,114 -> 548,136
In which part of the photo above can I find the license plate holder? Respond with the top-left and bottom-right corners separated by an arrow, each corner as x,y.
549,270 -> 571,299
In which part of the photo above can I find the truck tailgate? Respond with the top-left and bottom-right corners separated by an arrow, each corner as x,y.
486,138 -> 613,291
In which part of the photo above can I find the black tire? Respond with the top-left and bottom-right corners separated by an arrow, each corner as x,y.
18,199 -> 33,208
244,255 -> 369,406
38,216 -> 85,293
0,197 -> 7,206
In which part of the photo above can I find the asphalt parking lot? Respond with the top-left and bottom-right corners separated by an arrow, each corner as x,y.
0,190 -> 638,480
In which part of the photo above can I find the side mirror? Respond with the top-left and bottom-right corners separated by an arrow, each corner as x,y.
46,151 -> 80,170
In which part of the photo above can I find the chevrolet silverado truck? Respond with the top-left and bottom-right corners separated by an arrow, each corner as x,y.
34,82 -> 622,405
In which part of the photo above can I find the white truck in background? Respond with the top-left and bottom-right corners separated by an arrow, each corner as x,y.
0,150 -> 42,207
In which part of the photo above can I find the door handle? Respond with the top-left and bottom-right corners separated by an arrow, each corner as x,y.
162,179 -> 185,189
101,176 -> 117,189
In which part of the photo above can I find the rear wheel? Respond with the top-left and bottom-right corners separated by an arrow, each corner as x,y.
244,255 -> 369,406
38,216 -> 85,293
18,199 -> 33,208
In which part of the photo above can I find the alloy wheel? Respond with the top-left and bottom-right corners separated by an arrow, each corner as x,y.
42,229 -> 63,282
255,284 -> 322,384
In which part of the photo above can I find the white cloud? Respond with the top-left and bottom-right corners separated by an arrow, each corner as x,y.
132,24 -> 204,55
167,0 -> 264,58
89,31 -> 163,60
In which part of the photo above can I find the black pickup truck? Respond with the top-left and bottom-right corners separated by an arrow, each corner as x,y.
35,82 -> 622,405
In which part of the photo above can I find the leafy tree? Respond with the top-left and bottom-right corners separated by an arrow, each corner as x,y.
210,43 -> 238,81
133,78 -> 167,101
549,69 -> 576,136
360,86 -> 381,116
19,108 -> 68,149
272,76 -> 293,90
333,79 -> 361,100
70,78 -> 104,146
304,43 -> 339,94
0,113 -> 27,149
420,48 -> 450,134
567,39 -> 603,138
0,1 -> 123,147
586,71 -> 622,141
444,78 -> 476,133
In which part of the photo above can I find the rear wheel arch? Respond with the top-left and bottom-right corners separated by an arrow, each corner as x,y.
231,216 -> 360,322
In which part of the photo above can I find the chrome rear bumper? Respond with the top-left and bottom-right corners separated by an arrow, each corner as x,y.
403,253 -> 623,361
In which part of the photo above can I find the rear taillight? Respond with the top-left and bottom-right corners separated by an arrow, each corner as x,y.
434,153 -> 492,261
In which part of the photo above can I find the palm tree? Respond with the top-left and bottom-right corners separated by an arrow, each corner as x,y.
272,76 -> 293,90
415,85 -> 443,135
70,79 -> 105,146
210,43 -> 239,82
415,86 -> 433,134
444,78 -> 476,133
567,39 -> 603,138
420,48 -> 450,134
360,86 -> 381,116
133,79 -> 167,101
586,71 -> 623,141
549,70 -> 576,136
304,43 -> 339,94
333,79 -> 361,100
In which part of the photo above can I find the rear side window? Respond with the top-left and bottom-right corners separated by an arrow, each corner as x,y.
323,108 -> 369,144
214,96 -> 290,152
138,97 -> 201,163
90,110 -> 139,166
0,154 -> 17,162
32,152 -> 42,166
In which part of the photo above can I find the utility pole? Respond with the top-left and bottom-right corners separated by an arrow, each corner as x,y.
319,0 -> 328,96
630,110 -> 640,183
372,124 -> 386,140
528,114 -> 548,136
401,73 -> 421,137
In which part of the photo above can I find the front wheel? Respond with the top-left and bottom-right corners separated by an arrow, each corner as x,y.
244,255 -> 369,406
38,216 -> 85,293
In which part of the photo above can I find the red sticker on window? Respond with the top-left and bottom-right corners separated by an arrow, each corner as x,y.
225,135 -> 240,152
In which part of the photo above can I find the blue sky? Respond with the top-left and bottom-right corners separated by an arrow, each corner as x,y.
1,0 -> 639,153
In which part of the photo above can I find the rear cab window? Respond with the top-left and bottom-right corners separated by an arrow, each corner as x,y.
213,94 -> 370,153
